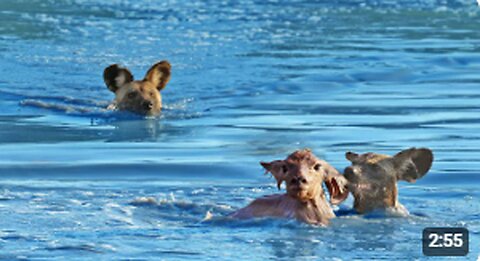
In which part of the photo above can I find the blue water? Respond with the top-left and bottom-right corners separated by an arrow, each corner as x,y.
1,0 -> 480,260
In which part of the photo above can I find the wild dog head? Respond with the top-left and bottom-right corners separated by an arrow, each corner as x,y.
103,61 -> 171,116
343,148 -> 433,213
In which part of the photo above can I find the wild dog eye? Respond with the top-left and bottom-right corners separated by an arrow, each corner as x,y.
313,163 -> 321,171
282,165 -> 288,173
150,92 -> 154,96
128,92 -> 137,99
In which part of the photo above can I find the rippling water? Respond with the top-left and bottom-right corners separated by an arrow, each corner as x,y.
1,0 -> 480,260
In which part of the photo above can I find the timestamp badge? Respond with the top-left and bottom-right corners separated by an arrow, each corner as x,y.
423,227 -> 469,256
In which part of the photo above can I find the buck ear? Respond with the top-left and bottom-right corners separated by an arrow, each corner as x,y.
103,64 -> 134,93
260,160 -> 287,190
322,162 -> 349,205
393,148 -> 433,182
144,60 -> 171,91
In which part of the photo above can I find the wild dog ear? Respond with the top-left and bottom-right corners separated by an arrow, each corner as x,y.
144,60 -> 171,91
260,160 -> 287,190
103,64 -> 134,93
393,148 -> 433,182
322,162 -> 349,205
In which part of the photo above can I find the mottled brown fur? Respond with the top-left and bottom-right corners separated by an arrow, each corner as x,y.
103,61 -> 171,116
231,149 -> 348,225
344,148 -> 433,214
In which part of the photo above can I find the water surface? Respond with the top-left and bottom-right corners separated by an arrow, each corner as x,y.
1,0 -> 479,260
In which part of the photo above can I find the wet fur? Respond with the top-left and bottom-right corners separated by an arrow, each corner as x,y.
231,149 -> 348,225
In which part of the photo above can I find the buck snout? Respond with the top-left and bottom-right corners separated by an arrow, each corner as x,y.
290,176 -> 308,186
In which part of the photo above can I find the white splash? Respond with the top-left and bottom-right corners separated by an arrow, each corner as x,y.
203,211 -> 213,221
